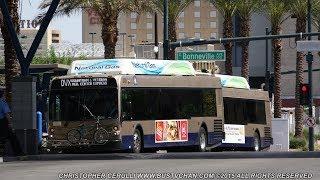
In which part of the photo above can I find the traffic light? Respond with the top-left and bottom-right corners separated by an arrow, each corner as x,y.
300,83 -> 310,106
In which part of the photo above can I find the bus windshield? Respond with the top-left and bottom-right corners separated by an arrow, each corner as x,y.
49,88 -> 118,121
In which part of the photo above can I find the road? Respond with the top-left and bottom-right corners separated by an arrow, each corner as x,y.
0,156 -> 319,180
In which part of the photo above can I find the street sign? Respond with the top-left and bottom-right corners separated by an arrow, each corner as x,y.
176,50 -> 225,61
297,40 -> 320,52
304,117 -> 316,127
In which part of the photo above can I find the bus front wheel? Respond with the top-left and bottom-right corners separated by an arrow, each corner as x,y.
198,127 -> 207,152
133,129 -> 143,153
253,132 -> 261,151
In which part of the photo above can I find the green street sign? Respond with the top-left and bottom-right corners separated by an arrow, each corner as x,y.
176,50 -> 226,61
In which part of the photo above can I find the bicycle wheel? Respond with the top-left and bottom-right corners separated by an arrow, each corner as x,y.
67,129 -> 82,144
94,128 -> 108,144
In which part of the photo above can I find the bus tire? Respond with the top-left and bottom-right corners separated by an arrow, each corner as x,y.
253,132 -> 261,151
133,129 -> 143,153
198,127 -> 207,152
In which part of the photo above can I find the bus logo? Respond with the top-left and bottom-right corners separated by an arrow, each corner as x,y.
155,120 -> 188,143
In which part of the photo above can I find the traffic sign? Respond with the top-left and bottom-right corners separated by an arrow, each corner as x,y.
176,50 -> 225,61
304,117 -> 316,127
297,40 -> 320,52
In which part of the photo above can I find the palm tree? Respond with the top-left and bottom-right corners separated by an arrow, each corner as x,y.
288,0 -> 308,138
38,0 -> 152,59
152,0 -> 193,60
236,0 -> 259,80
0,0 -> 20,104
209,0 -> 237,75
312,0 -> 320,55
262,0 -> 290,118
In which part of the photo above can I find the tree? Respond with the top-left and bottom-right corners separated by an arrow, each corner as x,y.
312,0 -> 320,55
152,0 -> 193,60
209,0 -> 237,75
287,0 -> 308,137
0,0 -> 20,104
38,0 -> 152,59
236,0 -> 259,80
261,0 -> 290,118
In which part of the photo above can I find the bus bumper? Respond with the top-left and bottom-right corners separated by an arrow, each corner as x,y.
45,139 -> 122,152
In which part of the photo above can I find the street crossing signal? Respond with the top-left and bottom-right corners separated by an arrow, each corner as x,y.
300,83 -> 310,105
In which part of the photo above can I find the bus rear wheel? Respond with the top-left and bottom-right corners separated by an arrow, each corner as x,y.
253,132 -> 261,151
198,127 -> 207,152
133,129 -> 143,153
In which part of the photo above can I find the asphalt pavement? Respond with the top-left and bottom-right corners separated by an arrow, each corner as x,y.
0,157 -> 319,180
1,151 -> 320,180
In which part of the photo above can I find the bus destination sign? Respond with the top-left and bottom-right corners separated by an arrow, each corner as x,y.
51,77 -> 118,89
60,78 -> 108,87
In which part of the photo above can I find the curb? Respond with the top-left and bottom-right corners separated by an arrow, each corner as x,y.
3,151 -> 320,162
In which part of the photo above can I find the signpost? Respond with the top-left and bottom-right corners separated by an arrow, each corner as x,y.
176,50 -> 226,61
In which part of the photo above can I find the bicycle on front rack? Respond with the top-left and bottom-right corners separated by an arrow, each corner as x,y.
67,104 -> 109,145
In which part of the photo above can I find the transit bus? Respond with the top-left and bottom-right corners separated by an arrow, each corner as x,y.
45,59 -> 225,153
216,75 -> 273,151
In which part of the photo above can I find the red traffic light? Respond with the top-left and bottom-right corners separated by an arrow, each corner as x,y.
301,85 -> 308,92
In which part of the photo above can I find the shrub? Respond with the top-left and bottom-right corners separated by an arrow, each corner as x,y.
290,136 -> 307,149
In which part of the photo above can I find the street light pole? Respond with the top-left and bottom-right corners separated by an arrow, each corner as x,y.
119,32 -> 127,57
154,12 -> 159,59
89,32 -> 96,57
307,0 -> 314,151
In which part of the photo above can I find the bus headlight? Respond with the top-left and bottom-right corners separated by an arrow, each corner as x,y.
113,126 -> 119,131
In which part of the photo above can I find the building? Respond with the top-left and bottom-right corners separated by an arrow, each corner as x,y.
82,0 -> 220,58
0,28 -> 61,57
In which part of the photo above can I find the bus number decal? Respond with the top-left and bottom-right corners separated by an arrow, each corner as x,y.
155,120 -> 188,143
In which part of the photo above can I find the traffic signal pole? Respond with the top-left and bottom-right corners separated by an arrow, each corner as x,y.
307,0 -> 314,151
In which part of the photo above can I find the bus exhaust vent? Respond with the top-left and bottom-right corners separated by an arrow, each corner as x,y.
213,119 -> 223,133
264,127 -> 272,143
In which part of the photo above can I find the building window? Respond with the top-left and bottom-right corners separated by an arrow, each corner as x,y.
210,21 -> 217,28
195,32 -> 201,38
52,40 -> 60,43
178,22 -> 184,29
194,22 -> 201,29
179,12 -> 185,18
131,12 -> 138,19
147,33 -> 153,40
210,33 -> 217,39
147,13 -> 153,19
194,11 -> 200,18
178,33 -> 185,39
147,23 -> 153,29
210,11 -> 217,18
131,23 -> 137,30
194,0 -> 200,7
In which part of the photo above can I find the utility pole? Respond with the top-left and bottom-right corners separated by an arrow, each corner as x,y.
89,32 -> 96,57
307,0 -> 314,151
163,0 -> 169,60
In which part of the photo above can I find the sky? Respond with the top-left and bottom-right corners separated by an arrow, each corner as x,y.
21,0 -> 82,43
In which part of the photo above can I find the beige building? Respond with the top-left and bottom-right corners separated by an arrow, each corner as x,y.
0,28 -> 61,56
82,0 -> 220,57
